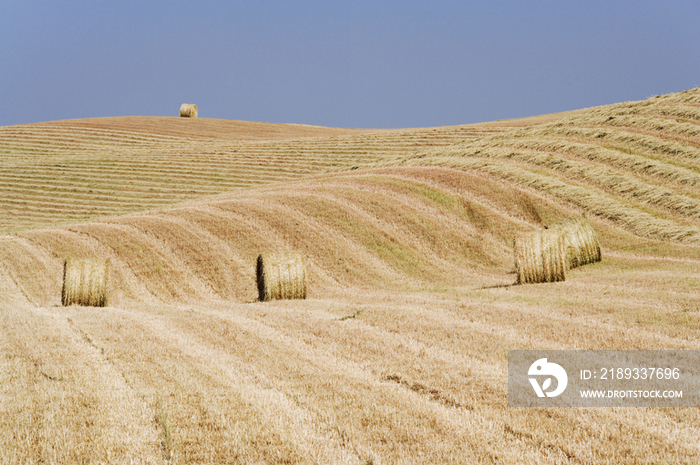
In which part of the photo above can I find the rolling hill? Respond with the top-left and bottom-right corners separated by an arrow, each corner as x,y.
0,113 -> 565,233
0,90 -> 699,464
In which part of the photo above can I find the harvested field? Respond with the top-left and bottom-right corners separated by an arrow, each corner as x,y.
0,111 -> 578,233
1,89 -> 699,463
379,88 -> 700,245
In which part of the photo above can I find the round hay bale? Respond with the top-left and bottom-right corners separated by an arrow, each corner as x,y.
179,103 -> 198,118
61,258 -> 110,307
514,229 -> 566,284
256,253 -> 306,301
550,215 -> 601,269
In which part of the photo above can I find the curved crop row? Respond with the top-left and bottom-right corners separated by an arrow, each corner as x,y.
0,166 -> 570,305
0,116 -> 531,232
378,88 -> 700,244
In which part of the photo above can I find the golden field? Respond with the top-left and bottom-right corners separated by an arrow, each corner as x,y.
0,89 -> 699,464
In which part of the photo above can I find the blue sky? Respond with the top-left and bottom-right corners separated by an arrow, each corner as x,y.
2,1 -> 699,128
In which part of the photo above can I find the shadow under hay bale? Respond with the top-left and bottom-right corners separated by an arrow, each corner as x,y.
179,103 -> 198,118
256,253 -> 306,302
550,214 -> 601,269
61,258 -> 110,307
514,229 -> 566,284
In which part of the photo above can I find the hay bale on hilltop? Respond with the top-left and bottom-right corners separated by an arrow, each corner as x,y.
61,258 -> 110,307
550,214 -> 601,269
179,103 -> 198,118
256,252 -> 306,301
514,229 -> 566,284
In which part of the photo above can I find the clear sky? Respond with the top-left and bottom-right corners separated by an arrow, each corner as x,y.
2,1 -> 699,128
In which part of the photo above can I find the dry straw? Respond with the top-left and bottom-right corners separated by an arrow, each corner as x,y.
61,258 -> 110,307
256,252 -> 307,301
514,229 -> 567,284
179,103 -> 198,118
550,215 -> 601,269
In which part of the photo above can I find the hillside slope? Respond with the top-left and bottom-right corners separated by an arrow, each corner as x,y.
1,92 -> 700,464
380,87 -> 700,246
1,89 -> 699,306
0,114 -> 566,233
0,166 -> 576,306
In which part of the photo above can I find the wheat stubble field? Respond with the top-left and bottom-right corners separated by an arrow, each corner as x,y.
1,89 -> 699,464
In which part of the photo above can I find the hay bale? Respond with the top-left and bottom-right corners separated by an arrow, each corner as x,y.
61,258 -> 110,307
179,103 -> 198,118
514,229 -> 566,284
550,215 -> 601,269
256,253 -> 306,301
